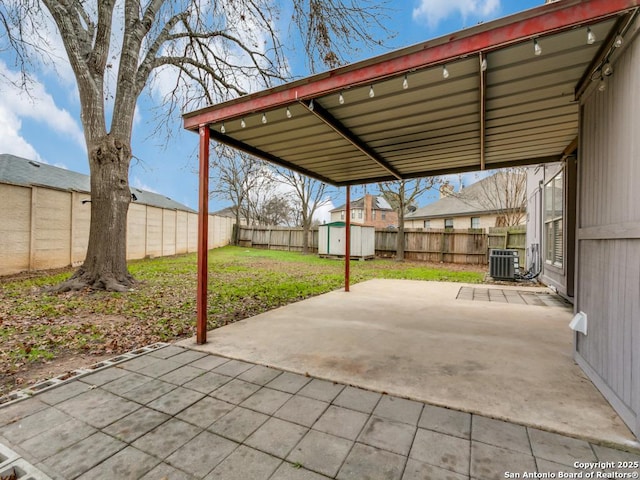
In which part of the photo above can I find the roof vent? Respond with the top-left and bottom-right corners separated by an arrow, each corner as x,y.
28,161 -> 40,167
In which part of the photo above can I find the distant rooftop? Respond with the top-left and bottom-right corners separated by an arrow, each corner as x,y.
406,171 -> 525,219
0,154 -> 195,213
331,194 -> 393,212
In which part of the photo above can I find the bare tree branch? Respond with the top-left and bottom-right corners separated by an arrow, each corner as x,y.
2,0 -> 392,290
379,178 -> 441,260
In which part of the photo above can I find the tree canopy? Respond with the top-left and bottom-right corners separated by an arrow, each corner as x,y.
0,0 -> 391,290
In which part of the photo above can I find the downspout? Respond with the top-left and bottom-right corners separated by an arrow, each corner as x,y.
197,126 -> 210,344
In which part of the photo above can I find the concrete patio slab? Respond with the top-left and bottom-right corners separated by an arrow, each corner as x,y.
180,279 -> 639,448
1,345 -> 639,480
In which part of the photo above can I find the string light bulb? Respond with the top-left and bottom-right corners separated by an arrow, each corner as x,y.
587,27 -> 596,45
614,35 -> 623,48
598,76 -> 606,92
261,113 -> 267,124
369,85 -> 375,98
442,65 -> 450,79
534,39 -> 542,56
402,74 -> 409,90
240,118 -> 246,128
309,99 -> 314,111
602,63 -> 613,77
220,123 -> 226,134
480,57 -> 487,72
339,92 -> 345,104
286,107 -> 292,118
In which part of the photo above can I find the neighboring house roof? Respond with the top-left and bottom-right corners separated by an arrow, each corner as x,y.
0,153 -> 196,213
406,172 -> 524,220
331,195 -> 393,212
211,206 -> 236,218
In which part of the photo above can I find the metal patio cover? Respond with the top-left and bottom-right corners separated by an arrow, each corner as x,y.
184,0 -> 639,187
183,0 -> 639,344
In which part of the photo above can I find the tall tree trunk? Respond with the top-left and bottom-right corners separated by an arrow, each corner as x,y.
302,213 -> 310,255
55,135 -> 134,292
395,182 -> 406,261
396,210 -> 405,261
234,209 -> 241,245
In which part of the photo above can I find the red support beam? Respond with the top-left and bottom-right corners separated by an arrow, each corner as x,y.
196,126 -> 210,344
183,0 -> 640,130
345,185 -> 351,293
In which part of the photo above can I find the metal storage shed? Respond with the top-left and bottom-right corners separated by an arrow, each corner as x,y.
318,222 -> 375,259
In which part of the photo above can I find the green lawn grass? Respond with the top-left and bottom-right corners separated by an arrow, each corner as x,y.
0,246 -> 484,394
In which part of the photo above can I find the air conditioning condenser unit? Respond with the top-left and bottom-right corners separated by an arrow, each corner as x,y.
489,249 -> 520,280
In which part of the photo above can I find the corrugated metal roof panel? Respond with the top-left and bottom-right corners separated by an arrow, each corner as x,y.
187,1 -> 639,186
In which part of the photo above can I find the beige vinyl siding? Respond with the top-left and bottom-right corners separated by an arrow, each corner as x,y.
405,214 -> 500,230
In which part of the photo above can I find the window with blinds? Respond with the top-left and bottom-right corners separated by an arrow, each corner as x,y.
544,171 -> 563,267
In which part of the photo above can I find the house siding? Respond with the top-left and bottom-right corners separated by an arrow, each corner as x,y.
405,214 -> 499,230
330,194 -> 397,228
575,25 -> 640,438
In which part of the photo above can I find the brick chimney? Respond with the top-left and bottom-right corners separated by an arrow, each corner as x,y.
364,194 -> 374,224
439,182 -> 454,198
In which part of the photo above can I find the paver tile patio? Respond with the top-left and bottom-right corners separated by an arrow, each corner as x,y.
312,405 -> 369,440
332,386 -> 381,414
203,445 -> 281,480
358,416 -> 416,456
419,404 -> 471,439
336,442 -> 406,480
410,428 -> 470,476
287,430 -> 353,478
245,417 -> 309,459
208,406 -> 269,442
470,441 -> 536,480
166,430 -> 238,478
1,345 -> 638,480
188,354 -> 229,371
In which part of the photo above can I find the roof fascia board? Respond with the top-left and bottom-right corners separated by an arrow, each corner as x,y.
333,154 -> 562,186
183,0 -> 640,130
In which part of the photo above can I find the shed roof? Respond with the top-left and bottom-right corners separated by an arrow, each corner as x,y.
183,0 -> 639,186
0,154 -> 196,213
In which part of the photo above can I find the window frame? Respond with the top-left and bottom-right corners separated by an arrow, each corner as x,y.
544,171 -> 564,268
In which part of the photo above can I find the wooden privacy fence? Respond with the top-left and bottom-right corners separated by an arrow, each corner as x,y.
0,183 -> 234,276
487,226 -> 527,265
237,225 -> 319,252
237,225 -> 527,265
376,228 -> 488,264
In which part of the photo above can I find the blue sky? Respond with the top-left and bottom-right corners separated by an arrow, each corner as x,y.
0,0 -> 541,217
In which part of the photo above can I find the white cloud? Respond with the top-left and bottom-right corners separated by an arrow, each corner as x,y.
313,199 -> 334,224
413,0 -> 501,28
0,61 -> 86,151
131,176 -> 159,193
0,104 -> 42,161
